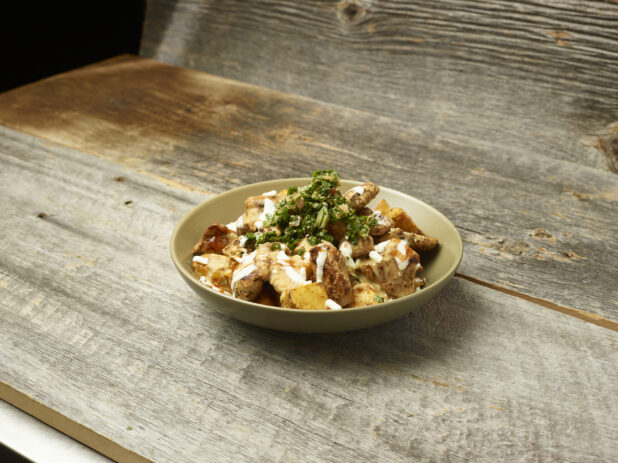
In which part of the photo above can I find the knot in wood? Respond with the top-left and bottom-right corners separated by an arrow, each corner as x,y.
338,0 -> 370,26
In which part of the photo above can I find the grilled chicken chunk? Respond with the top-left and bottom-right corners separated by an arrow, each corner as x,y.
339,236 -> 373,259
293,238 -> 314,259
231,244 -> 272,301
243,194 -> 277,231
309,241 -> 353,307
356,207 -> 394,236
370,211 -> 395,236
376,228 -> 439,252
344,182 -> 380,210
356,238 -> 422,298
192,223 -> 238,255
222,237 -> 249,260
269,250 -> 312,294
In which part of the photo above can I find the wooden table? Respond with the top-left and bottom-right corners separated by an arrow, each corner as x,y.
1,1 -> 617,461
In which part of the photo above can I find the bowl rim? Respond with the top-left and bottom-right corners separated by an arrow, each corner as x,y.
170,177 -> 463,315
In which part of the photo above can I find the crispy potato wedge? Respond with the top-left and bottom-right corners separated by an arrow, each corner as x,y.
281,282 -> 329,310
375,199 -> 424,235
375,199 -> 391,215
387,208 -> 423,234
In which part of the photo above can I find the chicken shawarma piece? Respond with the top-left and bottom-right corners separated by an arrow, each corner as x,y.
309,241 -> 353,307
230,244 -> 272,301
343,182 -> 380,211
357,207 -> 395,237
243,194 -> 278,231
376,228 -> 439,252
293,238 -> 314,258
192,223 -> 238,255
339,236 -> 373,259
356,238 -> 422,298
221,234 -> 261,261
370,211 -> 395,236
269,250 -> 312,294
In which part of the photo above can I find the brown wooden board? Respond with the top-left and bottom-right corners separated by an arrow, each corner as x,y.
0,126 -> 617,461
0,56 -> 615,322
140,0 -> 618,171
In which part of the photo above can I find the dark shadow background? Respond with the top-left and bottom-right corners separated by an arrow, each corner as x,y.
0,442 -> 33,463
1,1 -> 146,93
0,5 -> 146,460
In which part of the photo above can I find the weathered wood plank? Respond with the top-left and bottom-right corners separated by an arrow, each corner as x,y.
140,0 -> 618,171
0,57 -> 615,321
0,127 -> 617,462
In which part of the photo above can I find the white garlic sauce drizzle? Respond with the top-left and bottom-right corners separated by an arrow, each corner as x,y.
315,250 -> 328,282
226,214 -> 244,232
325,299 -> 342,310
192,255 -> 209,265
254,198 -> 276,230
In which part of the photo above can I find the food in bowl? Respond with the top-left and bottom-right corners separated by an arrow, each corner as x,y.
191,169 -> 439,310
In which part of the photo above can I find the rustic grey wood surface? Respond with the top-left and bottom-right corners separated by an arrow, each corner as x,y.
0,56 -> 616,323
141,0 -> 618,172
1,126 -> 617,462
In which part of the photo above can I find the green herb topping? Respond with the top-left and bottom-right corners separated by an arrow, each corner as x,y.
248,169 -> 377,250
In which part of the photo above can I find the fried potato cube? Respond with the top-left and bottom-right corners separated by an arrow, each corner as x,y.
192,254 -> 235,292
349,283 -> 379,308
280,283 -> 329,310
274,189 -> 288,203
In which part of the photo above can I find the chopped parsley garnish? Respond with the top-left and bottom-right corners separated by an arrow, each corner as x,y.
248,169 -> 377,250
374,295 -> 385,303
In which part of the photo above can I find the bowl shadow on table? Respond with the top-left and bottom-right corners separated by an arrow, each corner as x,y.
221,277 -> 474,371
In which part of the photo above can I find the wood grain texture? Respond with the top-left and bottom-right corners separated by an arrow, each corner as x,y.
0,56 -> 616,322
140,0 -> 618,171
1,126 -> 617,462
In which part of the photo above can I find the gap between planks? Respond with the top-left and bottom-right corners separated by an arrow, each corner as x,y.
0,383 -> 151,463
455,273 -> 618,332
